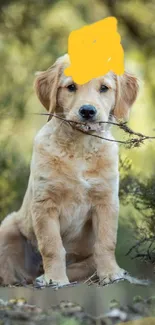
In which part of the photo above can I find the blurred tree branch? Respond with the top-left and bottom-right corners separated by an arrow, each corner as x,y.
102,0 -> 155,52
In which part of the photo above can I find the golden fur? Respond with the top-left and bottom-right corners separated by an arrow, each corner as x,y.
0,54 -> 139,285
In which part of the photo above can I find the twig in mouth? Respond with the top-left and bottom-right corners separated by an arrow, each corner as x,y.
35,112 -> 155,148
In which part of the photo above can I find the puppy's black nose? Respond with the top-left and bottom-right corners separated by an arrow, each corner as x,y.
79,105 -> 97,120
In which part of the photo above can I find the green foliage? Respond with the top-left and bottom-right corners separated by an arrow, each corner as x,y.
120,157 -> 155,236
0,140 -> 29,220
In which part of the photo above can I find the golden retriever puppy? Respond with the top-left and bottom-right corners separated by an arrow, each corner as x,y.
0,54 -> 139,285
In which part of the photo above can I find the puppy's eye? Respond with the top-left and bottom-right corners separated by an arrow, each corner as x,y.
100,85 -> 109,93
67,84 -> 77,92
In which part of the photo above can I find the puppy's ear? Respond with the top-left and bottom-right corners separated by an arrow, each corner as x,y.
113,72 -> 139,121
34,57 -> 64,116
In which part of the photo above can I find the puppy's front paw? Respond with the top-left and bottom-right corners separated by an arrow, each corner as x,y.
35,274 -> 70,287
99,268 -> 128,285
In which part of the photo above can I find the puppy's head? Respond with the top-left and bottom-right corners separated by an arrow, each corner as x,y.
35,54 -> 139,130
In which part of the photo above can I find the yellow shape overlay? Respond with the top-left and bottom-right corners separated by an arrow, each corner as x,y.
64,17 -> 124,84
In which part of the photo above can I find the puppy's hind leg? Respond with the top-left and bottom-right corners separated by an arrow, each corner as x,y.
67,255 -> 96,283
0,214 -> 42,285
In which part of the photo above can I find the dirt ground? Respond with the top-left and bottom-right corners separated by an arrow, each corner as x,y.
0,293 -> 155,325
